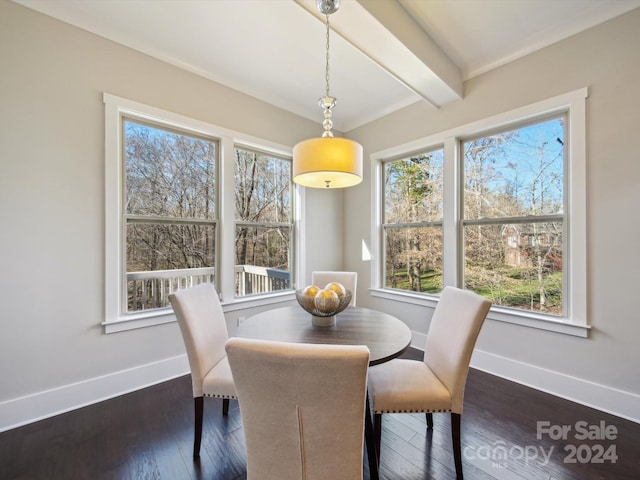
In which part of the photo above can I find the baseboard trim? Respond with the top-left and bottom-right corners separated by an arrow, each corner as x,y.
5,336 -> 639,432
410,333 -> 639,424
471,349 -> 640,423
0,354 -> 189,433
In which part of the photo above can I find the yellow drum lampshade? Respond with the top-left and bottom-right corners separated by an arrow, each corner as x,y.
293,136 -> 363,189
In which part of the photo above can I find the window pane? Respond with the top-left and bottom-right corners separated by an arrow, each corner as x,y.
463,118 -> 564,220
125,120 -> 216,219
235,148 -> 291,222
235,226 -> 291,296
385,226 -> 443,293
384,149 -> 444,223
234,147 -> 292,298
464,222 -> 563,315
127,223 -> 215,271
126,223 -> 215,312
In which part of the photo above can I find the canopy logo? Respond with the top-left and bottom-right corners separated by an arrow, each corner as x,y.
464,441 -> 553,469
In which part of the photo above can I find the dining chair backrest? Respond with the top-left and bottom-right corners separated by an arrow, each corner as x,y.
169,283 -> 229,398
226,337 -> 370,480
423,286 -> 491,413
311,270 -> 357,306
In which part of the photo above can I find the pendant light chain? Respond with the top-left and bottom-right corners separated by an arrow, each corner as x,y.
324,13 -> 330,99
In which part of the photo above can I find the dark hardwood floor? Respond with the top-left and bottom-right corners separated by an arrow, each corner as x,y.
1,348 -> 639,480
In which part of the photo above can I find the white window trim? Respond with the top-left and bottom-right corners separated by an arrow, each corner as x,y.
103,93 -> 298,333
370,88 -> 589,337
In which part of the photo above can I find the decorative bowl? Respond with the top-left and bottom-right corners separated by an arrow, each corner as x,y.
295,289 -> 352,326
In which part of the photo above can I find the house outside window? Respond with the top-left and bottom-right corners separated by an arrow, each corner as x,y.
371,89 -> 588,336
462,116 -> 565,315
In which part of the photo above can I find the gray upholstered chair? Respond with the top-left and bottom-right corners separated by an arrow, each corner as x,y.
367,286 -> 491,480
311,270 -> 358,306
168,283 -> 236,459
226,337 -> 370,480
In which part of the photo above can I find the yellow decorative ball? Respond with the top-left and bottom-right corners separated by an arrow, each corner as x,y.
302,285 -> 320,297
325,281 -> 346,298
314,288 -> 340,313
300,285 -> 320,309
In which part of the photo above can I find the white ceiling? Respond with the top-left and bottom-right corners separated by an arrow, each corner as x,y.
14,0 -> 640,132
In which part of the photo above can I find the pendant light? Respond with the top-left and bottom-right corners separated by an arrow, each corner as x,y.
292,0 -> 363,189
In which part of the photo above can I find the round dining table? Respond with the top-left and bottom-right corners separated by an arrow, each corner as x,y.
236,305 -> 411,365
236,304 -> 412,479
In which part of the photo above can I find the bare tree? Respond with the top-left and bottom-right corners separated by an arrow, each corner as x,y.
125,121 -> 216,273
234,148 -> 291,270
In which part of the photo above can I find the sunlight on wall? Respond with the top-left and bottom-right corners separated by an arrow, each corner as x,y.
362,239 -> 371,261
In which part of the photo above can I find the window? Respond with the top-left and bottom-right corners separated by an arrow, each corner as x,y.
234,147 -> 292,297
372,88 -> 588,336
462,117 -> 565,316
104,94 -> 297,332
124,119 -> 217,313
382,148 -> 444,293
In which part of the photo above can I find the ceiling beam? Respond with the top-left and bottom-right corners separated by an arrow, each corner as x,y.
294,0 -> 463,108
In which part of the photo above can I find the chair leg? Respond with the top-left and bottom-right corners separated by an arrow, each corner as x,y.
193,397 -> 204,459
364,395 -> 379,480
426,412 -> 434,429
451,413 -> 463,480
222,398 -> 230,416
373,413 -> 382,464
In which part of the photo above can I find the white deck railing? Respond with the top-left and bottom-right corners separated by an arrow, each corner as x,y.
235,265 -> 290,297
127,267 -> 215,312
127,265 -> 290,312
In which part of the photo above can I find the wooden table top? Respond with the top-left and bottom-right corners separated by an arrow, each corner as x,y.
236,305 -> 412,366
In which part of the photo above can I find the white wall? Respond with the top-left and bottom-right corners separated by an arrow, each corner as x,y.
345,8 -> 640,421
300,187 -> 345,285
0,1 -> 335,431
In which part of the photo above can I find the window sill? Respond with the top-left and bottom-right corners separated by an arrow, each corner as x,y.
103,290 -> 296,334
369,288 -> 590,338
102,310 -> 176,334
